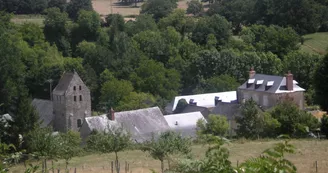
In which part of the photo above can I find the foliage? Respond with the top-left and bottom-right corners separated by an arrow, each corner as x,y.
58,131 -> 82,169
270,100 -> 319,137
87,127 -> 131,173
67,0 -> 93,20
197,115 -> 229,137
193,75 -> 240,94
141,0 -> 178,21
320,114 -> 328,139
187,0 -> 203,16
174,99 -> 188,114
141,131 -> 191,173
314,54 -> 328,111
116,92 -> 156,111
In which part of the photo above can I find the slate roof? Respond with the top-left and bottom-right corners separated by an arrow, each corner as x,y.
238,74 -> 305,93
52,72 -> 75,95
180,105 -> 210,119
172,91 -> 237,111
164,112 -> 206,138
32,99 -> 54,127
115,107 -> 170,142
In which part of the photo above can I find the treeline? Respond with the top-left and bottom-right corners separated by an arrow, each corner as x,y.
1,0 -> 328,146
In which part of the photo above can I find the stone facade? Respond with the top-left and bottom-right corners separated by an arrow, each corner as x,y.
52,72 -> 91,132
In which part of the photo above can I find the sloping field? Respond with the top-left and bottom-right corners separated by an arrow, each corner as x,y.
10,139 -> 328,173
301,32 -> 328,55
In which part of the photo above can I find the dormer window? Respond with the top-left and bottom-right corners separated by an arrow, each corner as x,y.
247,78 -> 255,88
265,81 -> 274,90
73,86 -> 76,91
255,80 -> 264,89
79,86 -> 82,90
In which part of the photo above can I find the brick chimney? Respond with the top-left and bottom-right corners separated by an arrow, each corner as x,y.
285,71 -> 293,91
249,67 -> 256,79
107,107 -> 115,120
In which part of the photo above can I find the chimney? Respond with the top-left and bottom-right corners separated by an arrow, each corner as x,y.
285,71 -> 293,91
214,96 -> 222,106
107,107 -> 115,120
189,99 -> 197,106
249,67 -> 256,79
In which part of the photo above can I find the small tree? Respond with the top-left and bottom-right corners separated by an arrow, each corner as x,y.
196,114 -> 229,137
58,131 -> 82,170
321,114 -> 328,139
87,127 -> 131,173
141,131 -> 191,173
186,0 -> 204,16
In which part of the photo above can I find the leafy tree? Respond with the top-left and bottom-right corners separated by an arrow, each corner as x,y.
197,114 -> 229,136
87,127 -> 131,173
18,23 -> 45,47
192,14 -> 232,46
67,0 -> 93,20
236,99 -> 264,139
106,14 -> 125,31
193,75 -> 240,94
116,92 -> 156,111
270,100 -> 319,137
125,14 -> 158,36
100,79 -> 134,108
240,25 -> 300,57
314,54 -> 328,111
141,131 -> 191,173
174,99 -> 188,114
320,114 -> 328,139
186,0 -> 204,16
58,131 -> 82,170
140,0 -> 178,21
48,0 -> 67,12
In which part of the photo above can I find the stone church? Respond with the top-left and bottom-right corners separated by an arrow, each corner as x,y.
32,71 -> 91,132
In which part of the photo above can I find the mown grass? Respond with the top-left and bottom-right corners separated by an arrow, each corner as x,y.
9,139 -> 328,173
11,15 -> 45,26
300,32 -> 328,55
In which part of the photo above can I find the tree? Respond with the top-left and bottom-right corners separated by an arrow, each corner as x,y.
193,75 -> 240,94
48,0 -> 67,12
58,131 -> 82,170
314,54 -> 328,111
125,14 -> 158,36
187,0 -> 204,16
116,92 -> 156,111
87,127 -> 131,173
197,114 -> 229,137
140,0 -> 178,21
321,114 -> 328,139
270,100 -> 319,137
191,14 -> 232,46
174,99 -> 188,114
67,0 -> 93,20
236,99 -> 264,139
100,79 -> 134,109
141,131 -> 191,173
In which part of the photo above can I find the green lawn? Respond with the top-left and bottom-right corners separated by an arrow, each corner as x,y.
9,139 -> 328,173
11,15 -> 45,26
300,32 -> 328,55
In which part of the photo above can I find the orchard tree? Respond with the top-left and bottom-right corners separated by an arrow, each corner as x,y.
87,127 -> 131,173
197,114 -> 229,137
141,131 -> 191,173
59,131 -> 82,170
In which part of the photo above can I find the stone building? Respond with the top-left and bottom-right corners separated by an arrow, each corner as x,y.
52,71 -> 91,132
237,68 -> 305,110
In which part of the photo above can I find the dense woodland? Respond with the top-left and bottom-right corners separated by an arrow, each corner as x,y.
0,0 -> 328,149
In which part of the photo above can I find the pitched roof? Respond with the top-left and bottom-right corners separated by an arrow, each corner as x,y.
115,107 -> 170,142
52,72 -> 75,95
211,102 -> 241,120
180,105 -> 210,119
238,74 -> 305,93
32,99 -> 54,127
172,91 -> 237,111
164,112 -> 205,138
84,115 -> 120,133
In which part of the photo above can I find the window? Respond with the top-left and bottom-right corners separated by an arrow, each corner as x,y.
73,86 -> 76,90
74,96 -> 77,102
77,119 -> 82,128
79,95 -> 82,101
79,86 -> 82,90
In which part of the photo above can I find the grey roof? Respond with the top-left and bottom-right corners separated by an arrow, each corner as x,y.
115,107 -> 170,142
164,112 -> 206,138
211,102 -> 241,120
32,99 -> 54,127
52,72 -> 75,95
180,105 -> 210,119
84,115 -> 120,133
238,74 -> 305,93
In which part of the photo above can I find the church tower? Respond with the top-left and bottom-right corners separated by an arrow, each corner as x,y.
52,71 -> 91,132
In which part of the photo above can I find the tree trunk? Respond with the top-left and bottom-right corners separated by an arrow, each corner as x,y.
44,159 -> 48,173
65,160 -> 69,172
115,152 -> 120,173
160,159 -> 164,173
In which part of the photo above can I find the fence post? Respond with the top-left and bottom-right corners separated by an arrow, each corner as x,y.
315,161 -> 318,173
57,169 -> 60,173
237,160 -> 239,167
111,161 -> 114,173
74,167 -> 77,173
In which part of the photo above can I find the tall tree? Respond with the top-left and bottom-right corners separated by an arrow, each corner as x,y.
314,54 -> 328,111
67,0 -> 93,20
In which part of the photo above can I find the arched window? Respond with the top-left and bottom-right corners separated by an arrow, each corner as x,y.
77,119 -> 82,128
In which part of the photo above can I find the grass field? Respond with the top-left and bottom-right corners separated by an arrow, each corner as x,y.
301,32 -> 328,55
9,139 -> 328,173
